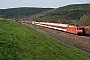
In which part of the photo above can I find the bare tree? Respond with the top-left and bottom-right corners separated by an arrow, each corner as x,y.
78,4 -> 90,26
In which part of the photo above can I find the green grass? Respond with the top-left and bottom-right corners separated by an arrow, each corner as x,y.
0,18 -> 90,60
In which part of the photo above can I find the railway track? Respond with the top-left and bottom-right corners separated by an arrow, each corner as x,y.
78,36 -> 90,40
36,26 -> 90,54
25,24 -> 90,54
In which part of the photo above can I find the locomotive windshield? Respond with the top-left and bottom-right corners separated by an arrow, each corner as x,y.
77,28 -> 82,30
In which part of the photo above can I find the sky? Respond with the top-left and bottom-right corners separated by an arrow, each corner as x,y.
0,0 -> 89,9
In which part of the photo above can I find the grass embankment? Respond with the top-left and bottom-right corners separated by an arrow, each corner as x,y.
0,18 -> 90,60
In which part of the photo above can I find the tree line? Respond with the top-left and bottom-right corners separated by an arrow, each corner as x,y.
0,7 -> 53,20
38,4 -> 90,26
0,4 -> 90,26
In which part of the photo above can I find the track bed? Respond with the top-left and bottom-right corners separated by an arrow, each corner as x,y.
26,24 -> 90,53
37,26 -> 90,53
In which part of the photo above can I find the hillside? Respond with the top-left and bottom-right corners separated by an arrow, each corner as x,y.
0,7 -> 53,20
0,18 -> 90,60
38,4 -> 89,21
0,4 -> 90,25
30,4 -> 90,25
29,8 -> 56,21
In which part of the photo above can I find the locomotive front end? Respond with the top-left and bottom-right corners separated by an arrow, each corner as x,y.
76,27 -> 83,35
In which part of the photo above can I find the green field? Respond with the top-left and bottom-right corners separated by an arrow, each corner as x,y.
0,18 -> 90,60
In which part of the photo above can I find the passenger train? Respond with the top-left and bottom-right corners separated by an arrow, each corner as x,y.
31,21 -> 83,35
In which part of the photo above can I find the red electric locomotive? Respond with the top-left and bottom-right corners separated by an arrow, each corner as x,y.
67,25 -> 83,35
